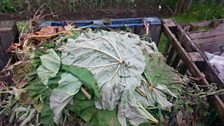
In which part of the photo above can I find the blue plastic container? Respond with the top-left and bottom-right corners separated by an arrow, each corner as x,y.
40,17 -> 161,43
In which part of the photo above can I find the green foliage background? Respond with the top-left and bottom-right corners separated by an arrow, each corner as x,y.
0,0 -> 15,12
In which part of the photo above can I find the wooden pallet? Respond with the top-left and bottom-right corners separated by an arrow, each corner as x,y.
162,18 -> 224,122
0,20 -> 18,70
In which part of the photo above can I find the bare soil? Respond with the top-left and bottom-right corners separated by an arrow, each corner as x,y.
0,8 -> 172,21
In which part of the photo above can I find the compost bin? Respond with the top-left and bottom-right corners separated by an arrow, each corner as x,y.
0,17 -> 223,126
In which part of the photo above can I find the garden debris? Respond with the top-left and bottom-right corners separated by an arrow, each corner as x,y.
24,26 -> 65,41
0,25 -> 222,126
205,51 -> 224,80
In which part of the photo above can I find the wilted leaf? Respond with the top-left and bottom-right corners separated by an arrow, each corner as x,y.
20,108 -> 36,126
118,89 -> 158,126
155,84 -> 177,98
143,52 -> 182,95
50,73 -> 82,124
62,65 -> 100,100
151,88 -> 173,111
37,49 -> 60,85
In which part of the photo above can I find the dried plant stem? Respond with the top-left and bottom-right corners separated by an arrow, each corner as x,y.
80,87 -> 91,100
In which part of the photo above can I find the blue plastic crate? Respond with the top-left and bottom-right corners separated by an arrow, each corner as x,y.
40,17 -> 161,43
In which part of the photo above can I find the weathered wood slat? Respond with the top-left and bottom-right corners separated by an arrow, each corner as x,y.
198,41 -> 224,53
0,20 -> 18,70
177,21 -> 224,122
176,20 -> 224,87
163,20 -> 208,85
163,19 -> 177,28
183,20 -> 224,28
0,38 -> 8,70
189,24 -> 224,39
0,20 -> 18,50
162,18 -> 224,122
188,52 -> 204,62
193,35 -> 224,45
188,20 -> 212,27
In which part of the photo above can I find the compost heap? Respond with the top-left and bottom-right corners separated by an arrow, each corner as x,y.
1,26 -> 211,126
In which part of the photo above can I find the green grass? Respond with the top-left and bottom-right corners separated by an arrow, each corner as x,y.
163,0 -> 177,11
0,0 -> 15,12
16,21 -> 28,33
158,33 -> 167,52
174,2 -> 224,23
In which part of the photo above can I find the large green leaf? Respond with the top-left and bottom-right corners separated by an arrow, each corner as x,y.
118,88 -> 158,126
139,53 -> 182,111
28,77 -> 51,102
144,53 -> 182,92
61,30 -> 145,111
40,103 -> 54,126
37,49 -> 60,85
70,91 -> 121,126
89,108 -> 120,126
62,65 -> 100,100
50,73 -> 82,124
70,91 -> 96,122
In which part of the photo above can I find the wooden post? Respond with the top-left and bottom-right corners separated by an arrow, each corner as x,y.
0,20 -> 19,70
0,38 -> 6,69
175,0 -> 192,14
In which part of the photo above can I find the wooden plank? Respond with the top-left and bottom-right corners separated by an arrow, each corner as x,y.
188,52 -> 204,62
193,35 -> 224,45
198,41 -> 224,53
163,19 -> 176,28
150,25 -> 161,45
176,29 -> 195,52
162,19 -> 208,85
189,23 -> 224,39
0,20 -> 15,30
190,30 -> 224,40
0,28 -> 12,31
187,20 -> 212,27
174,20 -> 224,121
0,20 -> 18,51
162,19 -> 224,122
175,0 -> 192,14
0,38 -> 8,70
213,96 -> 224,121
184,20 -> 224,28
176,20 -> 224,87
184,20 -> 224,33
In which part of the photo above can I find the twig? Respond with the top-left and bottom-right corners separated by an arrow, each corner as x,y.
80,87 -> 91,100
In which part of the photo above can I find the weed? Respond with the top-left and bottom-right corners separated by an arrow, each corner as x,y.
0,0 -> 15,12
175,3 -> 224,23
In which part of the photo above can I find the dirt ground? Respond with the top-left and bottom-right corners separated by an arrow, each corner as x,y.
0,8 -> 172,21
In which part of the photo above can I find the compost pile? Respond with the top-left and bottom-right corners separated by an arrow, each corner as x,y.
0,25 -> 218,126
